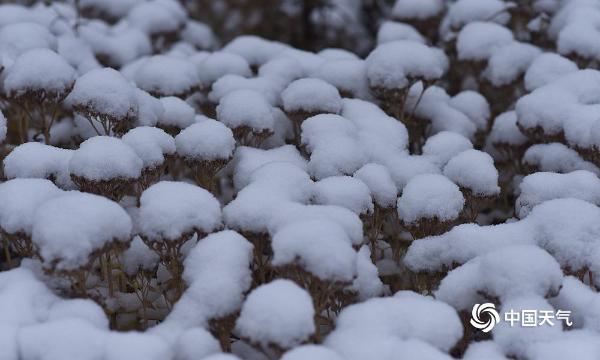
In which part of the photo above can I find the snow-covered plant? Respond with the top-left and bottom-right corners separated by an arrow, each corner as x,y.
443,149 -> 500,221
0,178 -> 63,262
31,191 -> 132,298
175,119 -> 235,191
3,142 -> 74,189
235,279 -> 315,355
66,68 -> 138,136
397,174 -> 465,239
137,181 -> 221,301
121,126 -> 176,193
3,49 -> 76,144
216,89 -> 275,146
3,1 -> 600,357
69,136 -> 143,201
281,78 -> 342,144
366,41 -> 448,149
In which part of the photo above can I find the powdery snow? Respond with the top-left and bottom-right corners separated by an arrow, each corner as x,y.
175,120 -> 235,161
366,41 -> 448,89
121,126 -> 175,169
397,174 -> 464,223
31,192 -> 132,271
3,49 -> 76,99
235,279 -> 315,349
69,136 -> 143,181
138,181 -> 221,242
281,78 -> 342,114
443,149 -> 500,196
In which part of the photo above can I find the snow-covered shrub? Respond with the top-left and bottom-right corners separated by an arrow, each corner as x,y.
443,149 -> 500,220
131,55 -> 199,98
69,136 -> 143,201
281,78 -> 342,144
121,126 -> 176,192
3,49 -> 76,144
235,279 -> 314,353
66,68 -> 138,137
175,119 -> 235,190
0,179 -> 63,261
137,181 -> 221,300
2,1 -> 600,357
32,191 -> 132,297
398,174 -> 465,239
3,142 -> 74,189
216,89 -> 275,146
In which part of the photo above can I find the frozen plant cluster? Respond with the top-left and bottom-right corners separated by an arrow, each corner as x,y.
1,0 -> 600,359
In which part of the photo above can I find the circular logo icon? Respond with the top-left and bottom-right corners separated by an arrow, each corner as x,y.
470,303 -> 500,333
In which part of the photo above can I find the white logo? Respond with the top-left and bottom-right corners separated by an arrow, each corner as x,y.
470,303 -> 500,333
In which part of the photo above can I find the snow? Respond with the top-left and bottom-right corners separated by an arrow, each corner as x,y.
156,96 -> 195,131
223,35 -> 287,66
66,68 -> 138,121
281,78 -> 342,114
318,48 -> 360,61
366,41 -> 448,89
180,230 -> 253,320
223,163 -> 314,234
488,111 -> 529,147
0,179 -> 63,236
32,191 -> 132,271
266,203 -> 364,246
230,145 -> 307,190
448,91 -> 490,132
353,246 -> 384,300
79,22 -> 152,68
196,52 -> 252,88
134,89 -> 164,127
443,149 -> 500,196
493,296 -> 562,357
435,245 -> 563,310
216,89 -> 275,132
311,59 -> 370,99
209,74 -> 285,106
397,174 -> 464,223
4,1 -> 600,356
376,21 -> 426,45
313,176 -> 374,215
127,0 -> 186,35
121,126 -> 176,169
0,22 -> 56,61
524,53 -> 578,91
484,42 -> 542,87
271,219 -> 357,282
392,0 -> 444,20
235,279 -> 315,349
516,170 -> 600,218
326,292 -> 463,352
69,136 -> 143,181
422,131 -> 473,167
3,49 -> 76,99
175,120 -> 235,161
281,345 -> 343,360
353,163 -> 398,208
181,20 -> 216,50
443,0 -> 511,32
523,143 -> 600,175
4,142 -> 74,189
138,181 -> 221,242
456,22 -> 514,61
0,110 -> 6,143
132,55 -> 199,97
